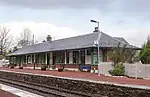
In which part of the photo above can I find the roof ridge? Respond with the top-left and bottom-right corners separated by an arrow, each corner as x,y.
8,31 -> 139,56
21,32 -> 96,48
51,32 -> 95,42
99,32 -> 130,46
114,37 -> 129,44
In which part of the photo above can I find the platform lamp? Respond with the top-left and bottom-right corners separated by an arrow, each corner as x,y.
90,20 -> 102,75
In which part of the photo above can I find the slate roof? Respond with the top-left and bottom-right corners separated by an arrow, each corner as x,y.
8,32 -> 140,56
113,37 -> 129,44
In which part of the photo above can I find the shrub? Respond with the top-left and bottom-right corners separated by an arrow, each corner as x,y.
109,63 -> 125,76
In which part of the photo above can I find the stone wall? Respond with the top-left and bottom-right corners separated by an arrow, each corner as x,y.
0,71 -> 150,97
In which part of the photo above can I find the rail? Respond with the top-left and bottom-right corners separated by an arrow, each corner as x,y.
0,78 -> 99,97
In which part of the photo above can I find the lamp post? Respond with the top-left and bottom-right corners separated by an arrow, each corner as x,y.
91,20 -> 101,74
91,20 -> 99,30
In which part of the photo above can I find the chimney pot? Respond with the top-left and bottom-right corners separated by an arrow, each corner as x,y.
93,27 -> 99,33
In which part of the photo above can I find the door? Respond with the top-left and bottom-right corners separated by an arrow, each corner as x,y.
47,53 -> 50,65
52,56 -> 56,65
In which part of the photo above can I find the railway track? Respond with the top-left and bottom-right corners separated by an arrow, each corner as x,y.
0,78 -> 100,97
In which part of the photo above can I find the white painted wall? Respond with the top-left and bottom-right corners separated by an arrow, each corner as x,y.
69,51 -> 73,64
85,49 -> 91,64
45,53 -> 47,64
85,55 -> 91,64
50,52 -> 53,64
107,51 -> 113,62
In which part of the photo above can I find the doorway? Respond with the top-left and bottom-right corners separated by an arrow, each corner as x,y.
47,53 -> 50,65
52,55 -> 56,65
80,49 -> 85,65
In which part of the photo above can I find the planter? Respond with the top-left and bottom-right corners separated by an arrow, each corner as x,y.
9,65 -> 15,69
41,65 -> 47,71
19,66 -> 23,69
52,65 -> 55,70
10,66 -> 14,69
58,68 -> 63,72
41,67 -> 46,71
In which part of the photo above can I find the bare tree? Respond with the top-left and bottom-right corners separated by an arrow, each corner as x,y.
0,26 -> 12,59
110,42 -> 136,65
17,28 -> 33,48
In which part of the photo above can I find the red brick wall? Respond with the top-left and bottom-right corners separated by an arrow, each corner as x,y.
13,63 -> 80,69
13,64 -> 42,67
55,64 -> 79,68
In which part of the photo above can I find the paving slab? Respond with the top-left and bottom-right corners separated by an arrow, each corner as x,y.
0,83 -> 43,97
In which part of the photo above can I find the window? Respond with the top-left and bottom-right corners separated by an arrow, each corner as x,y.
28,55 -> 31,64
55,52 -> 65,64
87,49 -> 91,55
32,55 -> 34,63
73,51 -> 79,64
13,57 -> 16,64
60,52 -> 65,63
23,56 -> 26,64
42,53 -> 46,64
35,54 -> 39,64
38,54 -> 42,64
55,52 -> 61,63
80,50 -> 85,64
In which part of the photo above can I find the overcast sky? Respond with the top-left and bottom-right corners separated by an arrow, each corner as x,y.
0,0 -> 150,47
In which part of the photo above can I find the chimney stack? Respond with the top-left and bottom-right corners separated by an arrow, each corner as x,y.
46,35 -> 52,42
93,27 -> 99,33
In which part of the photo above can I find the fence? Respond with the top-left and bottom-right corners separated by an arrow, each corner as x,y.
0,60 -> 9,67
98,62 -> 150,79
0,60 -> 3,67
98,62 -> 113,76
